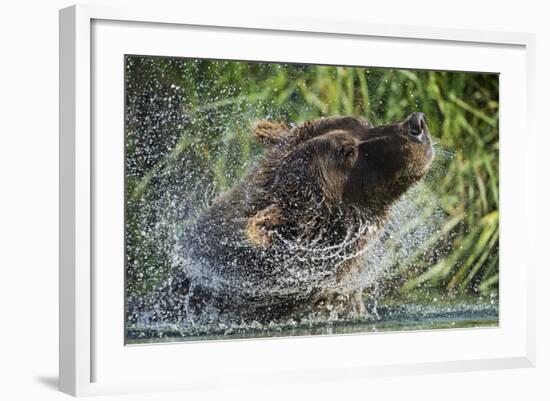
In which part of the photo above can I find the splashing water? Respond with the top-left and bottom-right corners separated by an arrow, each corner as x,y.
125,143 -> 471,339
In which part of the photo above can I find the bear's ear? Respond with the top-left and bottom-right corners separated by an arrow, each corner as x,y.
245,204 -> 284,247
252,120 -> 289,146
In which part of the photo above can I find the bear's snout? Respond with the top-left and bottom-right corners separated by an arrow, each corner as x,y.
405,112 -> 428,140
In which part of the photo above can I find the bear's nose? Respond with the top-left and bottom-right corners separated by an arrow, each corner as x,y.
406,112 -> 426,138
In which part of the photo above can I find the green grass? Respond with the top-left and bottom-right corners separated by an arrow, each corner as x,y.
125,57 -> 499,299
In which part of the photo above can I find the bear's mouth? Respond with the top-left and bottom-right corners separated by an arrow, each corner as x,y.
425,140 -> 434,162
419,142 -> 435,176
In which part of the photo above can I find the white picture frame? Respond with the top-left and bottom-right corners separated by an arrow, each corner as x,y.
59,3 -> 536,397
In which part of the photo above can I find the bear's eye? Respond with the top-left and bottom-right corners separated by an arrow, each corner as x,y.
340,145 -> 356,161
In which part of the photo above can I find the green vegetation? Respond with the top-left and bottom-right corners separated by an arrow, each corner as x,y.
125,56 -> 499,301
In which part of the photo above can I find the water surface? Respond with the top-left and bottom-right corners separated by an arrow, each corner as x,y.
126,298 -> 498,345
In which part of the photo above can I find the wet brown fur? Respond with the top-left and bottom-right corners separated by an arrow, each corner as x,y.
184,114 -> 434,323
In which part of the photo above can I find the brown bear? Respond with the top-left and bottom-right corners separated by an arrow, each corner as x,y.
173,112 -> 434,325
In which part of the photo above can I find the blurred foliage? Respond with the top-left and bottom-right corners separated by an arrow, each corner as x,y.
125,56 -> 499,300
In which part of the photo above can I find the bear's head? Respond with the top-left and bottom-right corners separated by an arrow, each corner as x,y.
246,113 -> 434,246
